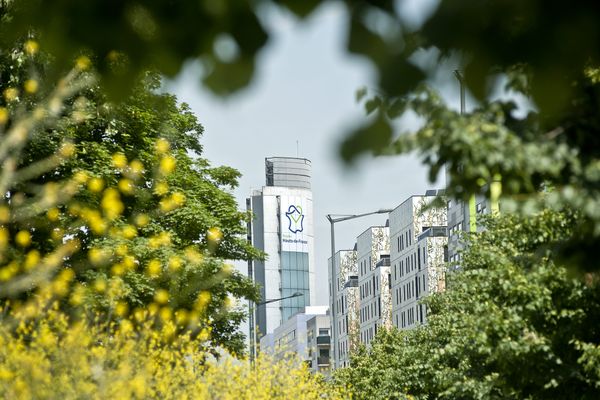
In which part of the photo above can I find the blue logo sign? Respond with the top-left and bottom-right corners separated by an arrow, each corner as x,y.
285,205 -> 304,234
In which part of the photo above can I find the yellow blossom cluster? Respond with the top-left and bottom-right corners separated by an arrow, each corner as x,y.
0,305 -> 346,399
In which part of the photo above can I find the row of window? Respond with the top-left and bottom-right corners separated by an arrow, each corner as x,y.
449,221 -> 464,235
338,338 -> 350,361
359,297 -> 381,324
359,256 -> 372,276
394,304 -> 426,328
360,323 -> 378,345
396,228 -> 413,252
449,253 -> 461,263
276,329 -> 296,348
393,274 -> 427,306
359,274 -> 381,300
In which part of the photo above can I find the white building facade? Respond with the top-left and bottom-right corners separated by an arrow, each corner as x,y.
357,226 -> 391,346
248,157 -> 316,338
259,306 -> 328,365
329,249 -> 359,368
389,192 -> 447,330
306,313 -> 332,375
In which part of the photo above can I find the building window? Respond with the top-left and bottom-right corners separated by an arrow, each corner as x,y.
476,202 -> 486,214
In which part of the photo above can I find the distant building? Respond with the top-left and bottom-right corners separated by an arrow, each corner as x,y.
248,157 -> 316,338
389,192 -> 447,329
329,249 -> 359,368
306,313 -> 332,375
259,306 -> 329,372
447,191 -> 491,264
356,226 -> 391,346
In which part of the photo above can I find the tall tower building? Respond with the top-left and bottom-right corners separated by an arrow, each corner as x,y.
248,157 -> 315,339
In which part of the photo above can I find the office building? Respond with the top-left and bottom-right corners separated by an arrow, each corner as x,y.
259,306 -> 329,370
306,313 -> 332,375
329,249 -> 359,368
389,191 -> 447,329
357,226 -> 391,346
248,157 -> 315,338
447,195 -> 491,264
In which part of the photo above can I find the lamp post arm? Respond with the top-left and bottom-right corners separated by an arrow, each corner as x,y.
257,292 -> 303,306
326,209 -> 393,224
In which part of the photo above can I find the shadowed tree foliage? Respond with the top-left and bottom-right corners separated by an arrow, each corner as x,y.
3,0 -> 600,270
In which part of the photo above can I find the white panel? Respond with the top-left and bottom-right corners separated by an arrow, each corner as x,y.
280,195 -> 309,253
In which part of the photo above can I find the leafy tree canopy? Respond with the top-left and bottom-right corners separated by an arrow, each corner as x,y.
0,39 -> 262,355
335,210 -> 600,399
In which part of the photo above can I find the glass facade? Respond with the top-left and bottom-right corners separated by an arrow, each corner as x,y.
280,251 -> 310,321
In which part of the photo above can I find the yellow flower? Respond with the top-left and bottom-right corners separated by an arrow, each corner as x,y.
159,155 -> 176,175
88,247 -> 108,266
207,227 -> 223,243
115,302 -> 129,317
123,255 -> 136,270
75,55 -> 91,71
73,170 -> 89,184
101,188 -> 124,219
59,142 -> 76,157
24,250 -> 41,270
111,263 -> 125,276
0,206 -> 9,223
154,181 -> 169,195
154,289 -> 169,305
118,178 -> 134,194
134,213 -> 149,227
175,309 -> 188,325
93,279 -> 107,293
146,259 -> 162,277
88,177 -> 105,192
46,208 -> 60,221
51,227 -> 64,241
3,87 -> 19,102
116,243 -> 128,256
171,191 -> 186,206
24,40 -> 39,56
0,107 -> 8,124
15,230 -> 31,247
168,256 -> 182,271
0,367 -> 14,380
195,291 -> 211,311
155,138 -> 170,154
0,262 -> 18,281
198,328 -> 211,342
0,227 -> 7,249
184,247 -> 203,264
112,152 -> 128,169
159,306 -> 172,322
129,159 -> 144,175
130,375 -> 147,398
24,79 -> 39,94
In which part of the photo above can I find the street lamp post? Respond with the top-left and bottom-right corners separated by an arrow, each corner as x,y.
326,209 -> 393,369
249,291 -> 304,363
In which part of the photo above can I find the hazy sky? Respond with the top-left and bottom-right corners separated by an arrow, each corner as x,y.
165,2 -> 449,306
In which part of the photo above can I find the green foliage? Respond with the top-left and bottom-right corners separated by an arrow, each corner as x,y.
0,41 -> 262,356
335,210 -> 600,399
5,0 -> 595,110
